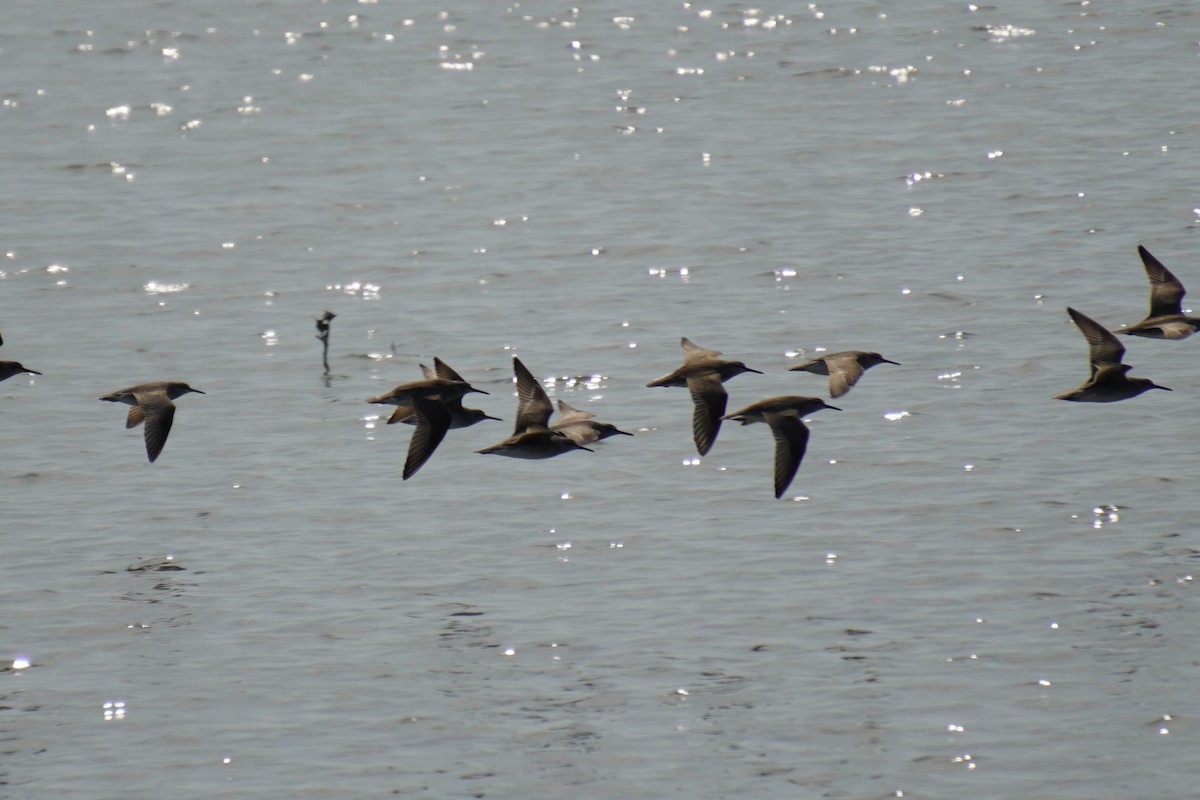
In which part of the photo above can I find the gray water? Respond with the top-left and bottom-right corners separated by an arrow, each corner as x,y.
3,1 -> 1199,797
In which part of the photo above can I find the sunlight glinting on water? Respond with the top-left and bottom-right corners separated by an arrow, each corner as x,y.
326,281 -> 381,299
143,281 -> 189,294
102,700 -> 127,721
986,24 -> 1036,43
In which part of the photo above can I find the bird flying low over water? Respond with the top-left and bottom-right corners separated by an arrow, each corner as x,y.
788,350 -> 899,398
99,381 -> 205,463
475,357 -> 598,459
508,356 -> 631,444
551,399 -> 633,445
1056,307 -> 1170,402
384,357 -> 500,430
1116,245 -> 1200,340
722,395 -> 840,499
0,361 -> 41,382
367,373 -> 489,480
646,337 -> 762,456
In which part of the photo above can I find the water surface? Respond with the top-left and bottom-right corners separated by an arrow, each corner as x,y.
3,1 -> 1199,797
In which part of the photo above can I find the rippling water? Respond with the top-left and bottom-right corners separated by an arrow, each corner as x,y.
3,1 -> 1199,797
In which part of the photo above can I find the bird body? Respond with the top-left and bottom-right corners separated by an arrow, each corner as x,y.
366,376 -> 484,408
477,424 -> 593,459
788,350 -> 899,398
367,368 -> 490,480
1056,307 -> 1170,402
1117,245 -> 1200,340
551,400 -> 633,445
385,358 -> 499,429
99,381 -> 205,463
646,337 -> 762,456
722,396 -> 840,499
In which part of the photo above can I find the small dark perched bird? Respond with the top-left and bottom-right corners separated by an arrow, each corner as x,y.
367,374 -> 488,479
1056,307 -> 1170,402
1116,245 -> 1200,340
722,396 -> 840,499
99,381 -> 205,463
0,361 -> 41,382
646,337 -> 762,456
788,350 -> 899,398
314,310 -> 336,375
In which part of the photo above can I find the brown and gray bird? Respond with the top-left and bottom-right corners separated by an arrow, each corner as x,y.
508,357 -> 631,443
646,337 -> 762,456
551,399 -> 633,445
1056,307 -> 1170,402
0,361 -> 41,382
368,373 -> 489,479
722,395 -> 840,499
99,381 -> 205,463
384,358 -> 500,429
1116,245 -> 1200,340
788,350 -> 899,398
475,357 -> 596,459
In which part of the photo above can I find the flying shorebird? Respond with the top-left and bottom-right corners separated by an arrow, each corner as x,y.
1116,245 -> 1200,340
788,350 -> 899,398
1056,307 -> 1170,402
99,381 -> 205,463
384,357 -> 500,429
475,357 -> 598,459
367,374 -> 489,479
551,399 -> 633,445
722,396 -> 840,499
646,337 -> 762,456
507,357 -> 631,443
0,361 -> 41,382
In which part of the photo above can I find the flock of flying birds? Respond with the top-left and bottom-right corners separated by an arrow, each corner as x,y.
363,342 -> 895,499
0,245 -> 1194,498
1054,246 -> 1195,401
